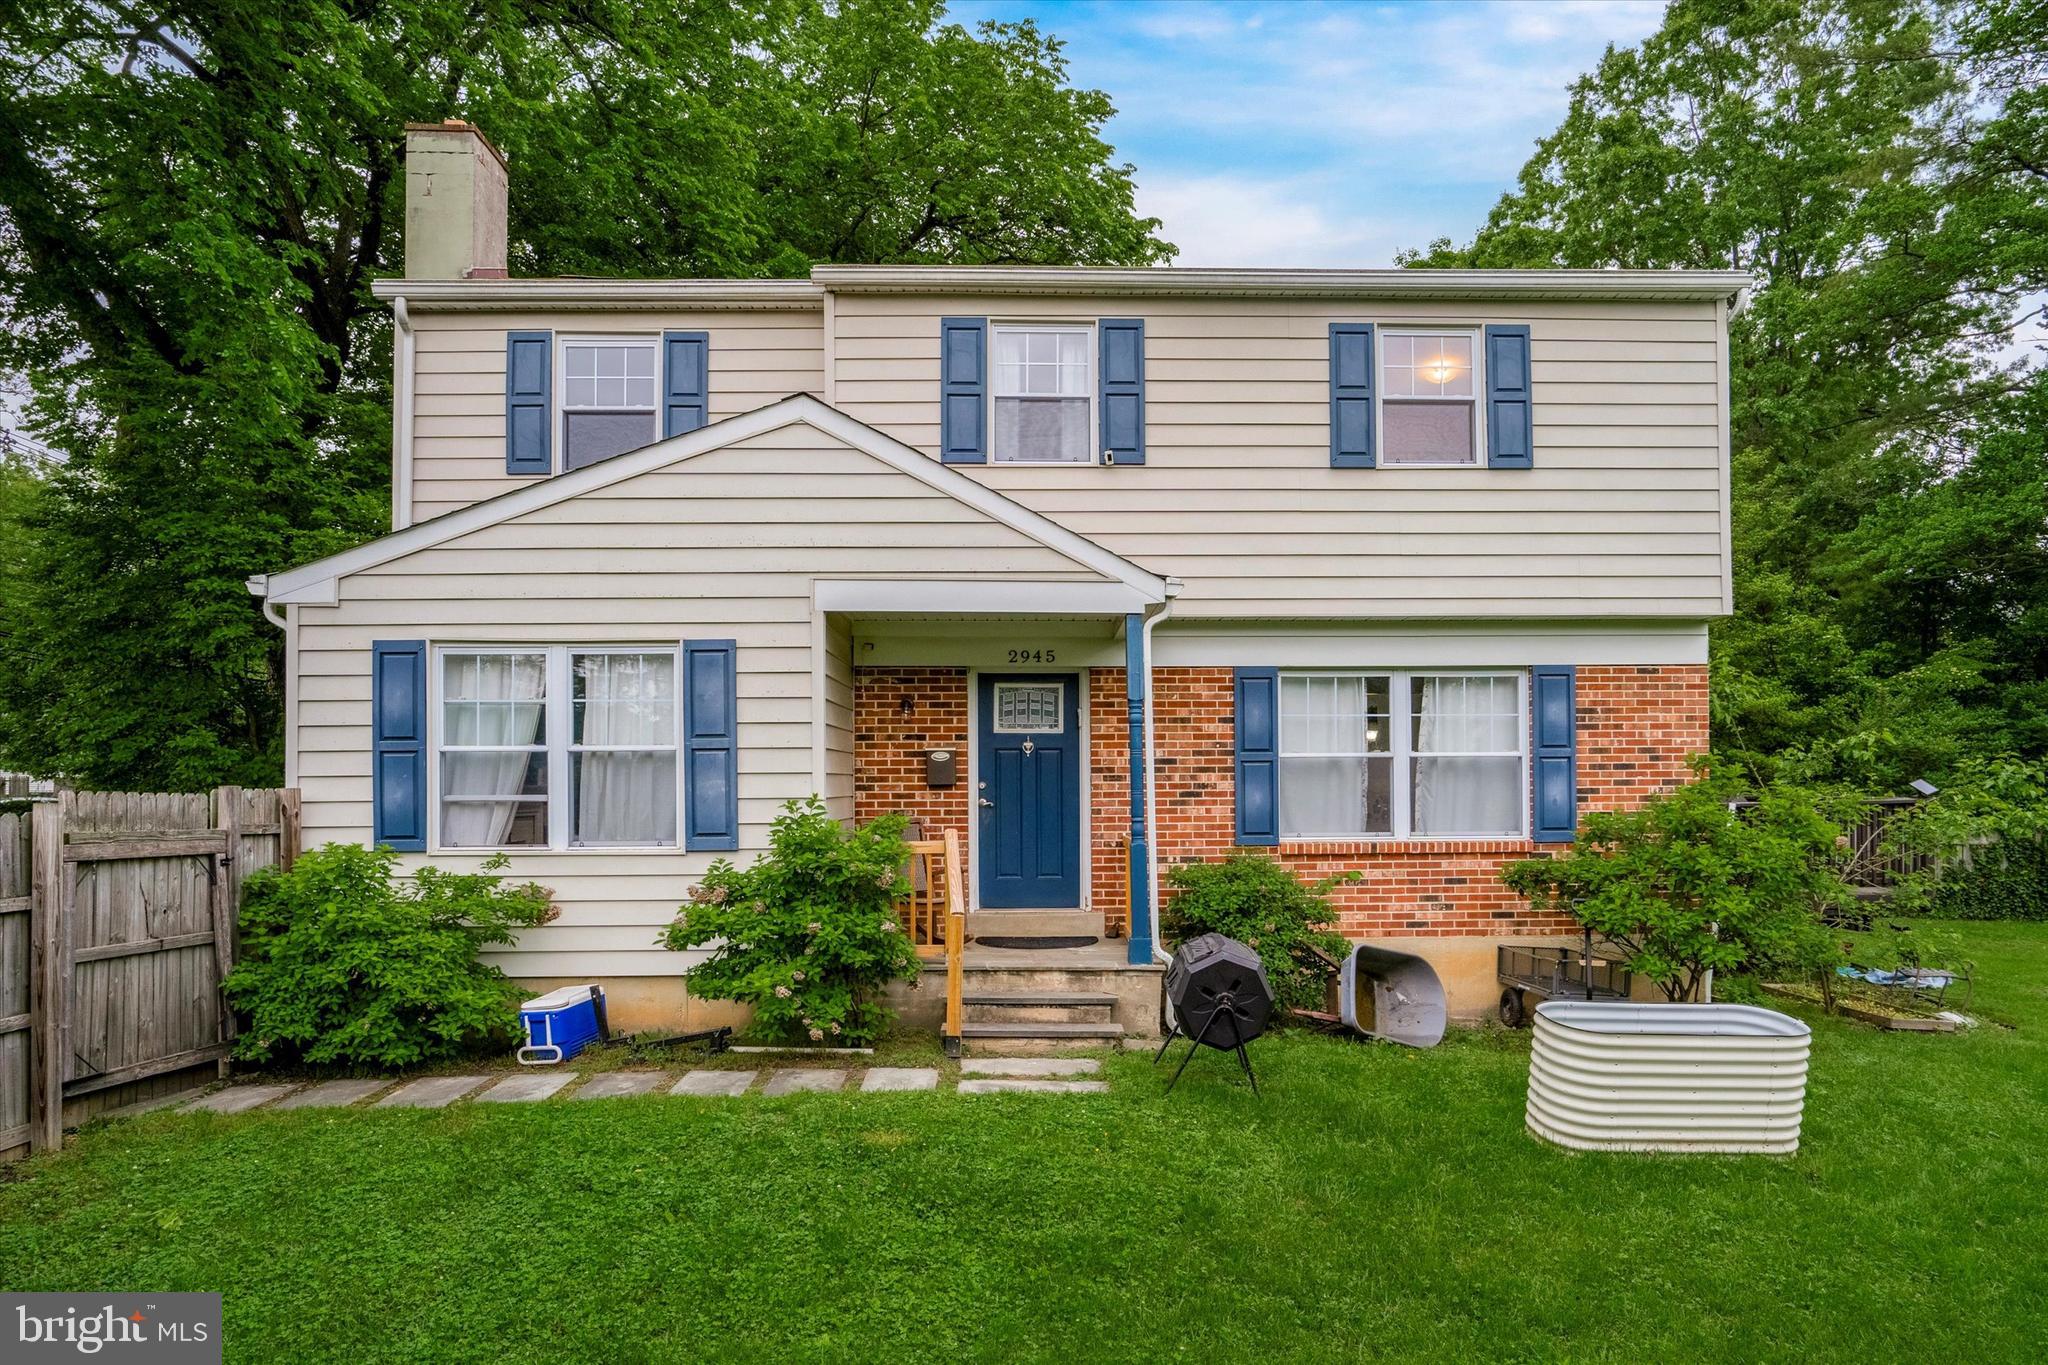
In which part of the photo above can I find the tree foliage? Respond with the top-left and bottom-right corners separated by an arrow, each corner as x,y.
1502,766 -> 1854,1001
0,1 -> 1168,788
1406,0 -> 2048,791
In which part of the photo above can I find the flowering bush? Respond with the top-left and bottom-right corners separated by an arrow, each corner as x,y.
661,798 -> 922,1045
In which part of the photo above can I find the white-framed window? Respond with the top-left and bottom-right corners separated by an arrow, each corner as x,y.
1380,330 -> 1480,465
1278,670 -> 1526,838
993,682 -> 1065,732
991,323 -> 1094,464
436,645 -> 679,850
560,336 -> 658,471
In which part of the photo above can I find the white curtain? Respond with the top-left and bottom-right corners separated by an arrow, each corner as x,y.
1412,676 -> 1520,835
573,653 -> 677,846
441,654 -> 546,848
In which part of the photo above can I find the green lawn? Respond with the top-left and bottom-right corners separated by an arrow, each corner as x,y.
4,923 -> 2045,1363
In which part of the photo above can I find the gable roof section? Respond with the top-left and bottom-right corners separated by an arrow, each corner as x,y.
259,394 -> 1169,606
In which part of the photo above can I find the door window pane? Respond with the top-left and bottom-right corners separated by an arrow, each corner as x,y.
994,683 -> 1063,732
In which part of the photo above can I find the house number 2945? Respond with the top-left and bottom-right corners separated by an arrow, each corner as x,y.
1006,648 -> 1056,664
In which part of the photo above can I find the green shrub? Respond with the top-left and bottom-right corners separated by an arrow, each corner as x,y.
1888,758 -> 2048,920
223,843 -> 556,1068
1502,765 -> 1852,1000
1163,853 -> 1354,1014
662,798 -> 922,1045
1924,839 -> 2048,920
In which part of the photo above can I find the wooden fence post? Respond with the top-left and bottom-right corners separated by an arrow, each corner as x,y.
210,786 -> 242,1076
28,801 -> 66,1152
278,787 -> 302,872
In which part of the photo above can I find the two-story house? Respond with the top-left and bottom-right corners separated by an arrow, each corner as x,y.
252,122 -> 1743,1038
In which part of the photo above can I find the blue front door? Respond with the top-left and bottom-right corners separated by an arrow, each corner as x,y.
977,674 -> 1082,909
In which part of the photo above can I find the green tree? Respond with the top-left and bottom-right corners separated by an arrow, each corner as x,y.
1502,767 -> 1853,1001
1405,0 -> 2048,789
0,1 -> 1168,789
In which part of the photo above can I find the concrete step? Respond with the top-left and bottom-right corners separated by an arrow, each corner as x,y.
963,990 -> 1119,1025
960,1021 -> 1124,1042
961,990 -> 1119,1008
966,910 -> 1101,938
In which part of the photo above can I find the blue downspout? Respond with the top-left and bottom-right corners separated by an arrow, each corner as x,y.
1125,613 -> 1151,965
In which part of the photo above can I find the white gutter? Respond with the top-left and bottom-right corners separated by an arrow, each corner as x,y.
390,295 -> 415,531
811,265 -> 1754,303
369,278 -> 823,310
245,574 -> 286,630
1145,580 -> 1182,964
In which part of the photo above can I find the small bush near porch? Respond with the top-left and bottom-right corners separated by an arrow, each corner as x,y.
3,920 -> 2042,1362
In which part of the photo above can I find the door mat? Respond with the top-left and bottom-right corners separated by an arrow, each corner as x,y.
974,935 -> 1100,950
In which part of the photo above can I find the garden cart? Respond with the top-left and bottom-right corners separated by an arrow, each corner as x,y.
1497,930 -> 1632,1027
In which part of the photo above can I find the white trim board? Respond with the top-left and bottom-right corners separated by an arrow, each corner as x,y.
1149,622 -> 1710,667
262,394 -> 1170,606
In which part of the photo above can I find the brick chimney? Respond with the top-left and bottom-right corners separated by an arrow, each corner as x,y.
403,120 -> 508,279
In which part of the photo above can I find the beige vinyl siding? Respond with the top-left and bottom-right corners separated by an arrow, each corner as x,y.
293,419 -> 1112,977
407,308 -> 824,523
832,295 -> 1729,618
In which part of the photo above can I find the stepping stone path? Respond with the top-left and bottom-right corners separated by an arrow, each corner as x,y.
760,1068 -> 846,1096
572,1071 -> 667,1100
960,1057 -> 1101,1078
274,1079 -> 390,1110
672,1070 -> 756,1097
477,1073 -> 575,1103
171,1055 -> 1109,1117
375,1076 -> 488,1109
859,1067 -> 939,1092
958,1078 -> 1108,1095
185,1084 -> 297,1114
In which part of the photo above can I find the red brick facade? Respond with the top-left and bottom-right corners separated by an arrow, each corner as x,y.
853,668 -> 973,865
854,662 -> 1708,940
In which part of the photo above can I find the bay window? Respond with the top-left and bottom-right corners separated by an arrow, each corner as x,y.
1278,671 -> 1526,838
437,646 -> 680,850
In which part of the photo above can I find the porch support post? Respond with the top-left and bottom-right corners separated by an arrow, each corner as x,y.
1124,613 -> 1152,965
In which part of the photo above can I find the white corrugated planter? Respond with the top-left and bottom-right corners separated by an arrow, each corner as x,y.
1527,1001 -> 1811,1155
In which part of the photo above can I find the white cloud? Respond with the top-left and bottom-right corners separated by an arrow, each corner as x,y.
1136,172 -> 1444,268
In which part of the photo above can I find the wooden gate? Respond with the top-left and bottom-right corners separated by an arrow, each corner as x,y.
2,786 -> 299,1160
1,811 -> 29,1156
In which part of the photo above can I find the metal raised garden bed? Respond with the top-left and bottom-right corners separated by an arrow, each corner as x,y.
1497,932 -> 1632,1027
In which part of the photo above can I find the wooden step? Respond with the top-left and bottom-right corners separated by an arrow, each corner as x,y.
961,991 -> 1118,1009
959,1021 -> 1125,1040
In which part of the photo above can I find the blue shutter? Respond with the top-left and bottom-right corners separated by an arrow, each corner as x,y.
506,331 -> 552,475
1485,324 -> 1534,469
1531,665 -> 1577,843
939,317 -> 987,464
371,640 -> 427,852
682,639 -> 738,852
1234,668 -> 1280,847
1330,323 -> 1376,468
1098,317 -> 1146,465
662,331 -> 710,438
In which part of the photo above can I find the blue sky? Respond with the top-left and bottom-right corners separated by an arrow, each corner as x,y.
952,0 -> 1668,266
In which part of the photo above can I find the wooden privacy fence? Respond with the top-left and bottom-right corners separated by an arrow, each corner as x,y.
1,786 -> 300,1160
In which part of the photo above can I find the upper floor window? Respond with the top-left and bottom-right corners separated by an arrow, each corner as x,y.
1278,670 -> 1525,838
437,645 -> 679,850
562,338 -> 657,471
992,324 -> 1093,463
1381,331 -> 1479,465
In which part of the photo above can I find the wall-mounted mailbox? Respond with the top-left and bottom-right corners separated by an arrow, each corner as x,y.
925,749 -> 957,788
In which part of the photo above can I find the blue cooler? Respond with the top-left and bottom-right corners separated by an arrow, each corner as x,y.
518,985 -> 607,1064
